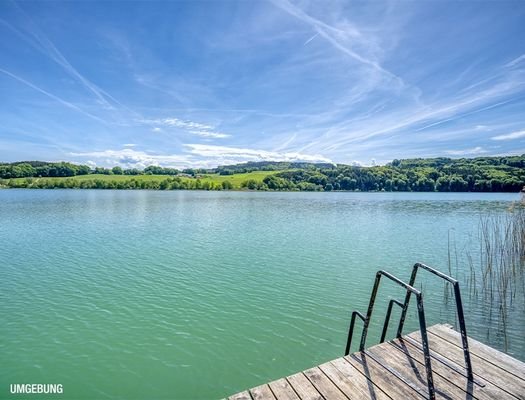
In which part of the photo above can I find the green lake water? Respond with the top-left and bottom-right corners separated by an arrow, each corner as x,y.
1,190 -> 524,399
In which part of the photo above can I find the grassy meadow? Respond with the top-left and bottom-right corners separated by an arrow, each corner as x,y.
3,170 -> 281,190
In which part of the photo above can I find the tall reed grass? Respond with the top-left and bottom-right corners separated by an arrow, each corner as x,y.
463,195 -> 525,350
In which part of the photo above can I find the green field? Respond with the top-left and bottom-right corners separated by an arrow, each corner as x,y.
194,171 -> 279,185
5,170 -> 280,190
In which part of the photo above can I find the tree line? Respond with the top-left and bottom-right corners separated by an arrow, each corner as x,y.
0,161 -> 207,179
1,155 -> 524,192
235,155 -> 525,192
1,176 -> 235,190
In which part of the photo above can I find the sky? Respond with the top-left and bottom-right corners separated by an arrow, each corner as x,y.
1,0 -> 525,169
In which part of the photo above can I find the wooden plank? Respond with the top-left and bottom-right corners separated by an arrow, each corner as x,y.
250,384 -> 277,400
429,324 -> 525,380
320,358 -> 392,400
303,366 -> 348,400
228,325 -> 525,400
268,378 -> 300,400
345,350 -> 424,400
367,341 -> 468,399
229,390 -> 252,400
388,337 -> 517,400
286,372 -> 323,400
407,329 -> 525,399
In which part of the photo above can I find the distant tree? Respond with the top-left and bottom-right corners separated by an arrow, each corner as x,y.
221,180 -> 233,190
77,165 -> 91,175
159,179 -> 170,190
241,179 -> 258,190
263,175 -> 296,190
413,178 -> 435,192
436,176 -> 450,192
449,175 -> 468,191
12,163 -> 36,178
124,168 -> 141,175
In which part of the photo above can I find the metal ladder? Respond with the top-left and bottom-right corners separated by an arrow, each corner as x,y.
345,263 -> 474,400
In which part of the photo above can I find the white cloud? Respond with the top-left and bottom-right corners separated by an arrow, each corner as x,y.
70,148 -> 193,169
184,144 -> 332,164
70,145 -> 332,169
474,125 -> 490,131
70,144 -> 332,169
123,143 -> 136,147
445,146 -> 488,156
139,117 -> 213,130
139,117 -> 231,139
189,130 -> 231,139
491,130 -> 525,141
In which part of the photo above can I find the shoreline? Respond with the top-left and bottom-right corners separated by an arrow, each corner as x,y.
0,186 -> 522,194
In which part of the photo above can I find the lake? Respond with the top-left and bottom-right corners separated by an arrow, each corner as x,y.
1,190 -> 523,399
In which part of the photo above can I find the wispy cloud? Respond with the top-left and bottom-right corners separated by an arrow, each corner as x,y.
0,67 -> 108,124
269,0 -> 405,86
307,75 -> 525,154
139,117 -> 231,139
303,32 -> 318,46
0,5 -> 140,125
505,54 -> 525,68
70,148 -> 193,169
184,144 -> 332,164
272,133 -> 297,152
140,117 -> 213,130
189,131 -> 231,139
445,146 -> 488,156
474,125 -> 490,131
491,130 -> 525,141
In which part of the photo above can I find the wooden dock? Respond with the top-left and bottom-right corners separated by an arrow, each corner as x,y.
229,324 -> 525,400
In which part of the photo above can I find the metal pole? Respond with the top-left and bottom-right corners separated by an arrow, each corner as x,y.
454,282 -> 473,380
359,272 -> 382,351
396,263 -> 419,337
381,299 -> 404,343
345,311 -> 365,355
416,293 -> 435,400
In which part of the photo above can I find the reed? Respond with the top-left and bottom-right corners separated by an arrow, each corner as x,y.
465,201 -> 525,350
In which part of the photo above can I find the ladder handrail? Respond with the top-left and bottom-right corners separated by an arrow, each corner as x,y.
380,299 -> 404,342
345,270 -> 435,400
344,311 -> 365,356
396,262 -> 473,380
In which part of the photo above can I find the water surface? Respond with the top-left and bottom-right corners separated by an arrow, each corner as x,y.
1,190 -> 523,399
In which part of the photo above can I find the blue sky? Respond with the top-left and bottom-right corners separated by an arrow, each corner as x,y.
1,0 -> 524,168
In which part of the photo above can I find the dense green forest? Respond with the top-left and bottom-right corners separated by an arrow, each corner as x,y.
1,155 -> 524,192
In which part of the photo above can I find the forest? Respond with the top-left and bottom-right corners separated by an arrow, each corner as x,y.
1,155 -> 524,192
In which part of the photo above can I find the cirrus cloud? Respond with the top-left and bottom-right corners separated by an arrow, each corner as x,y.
491,130 -> 525,141
139,117 -> 231,139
